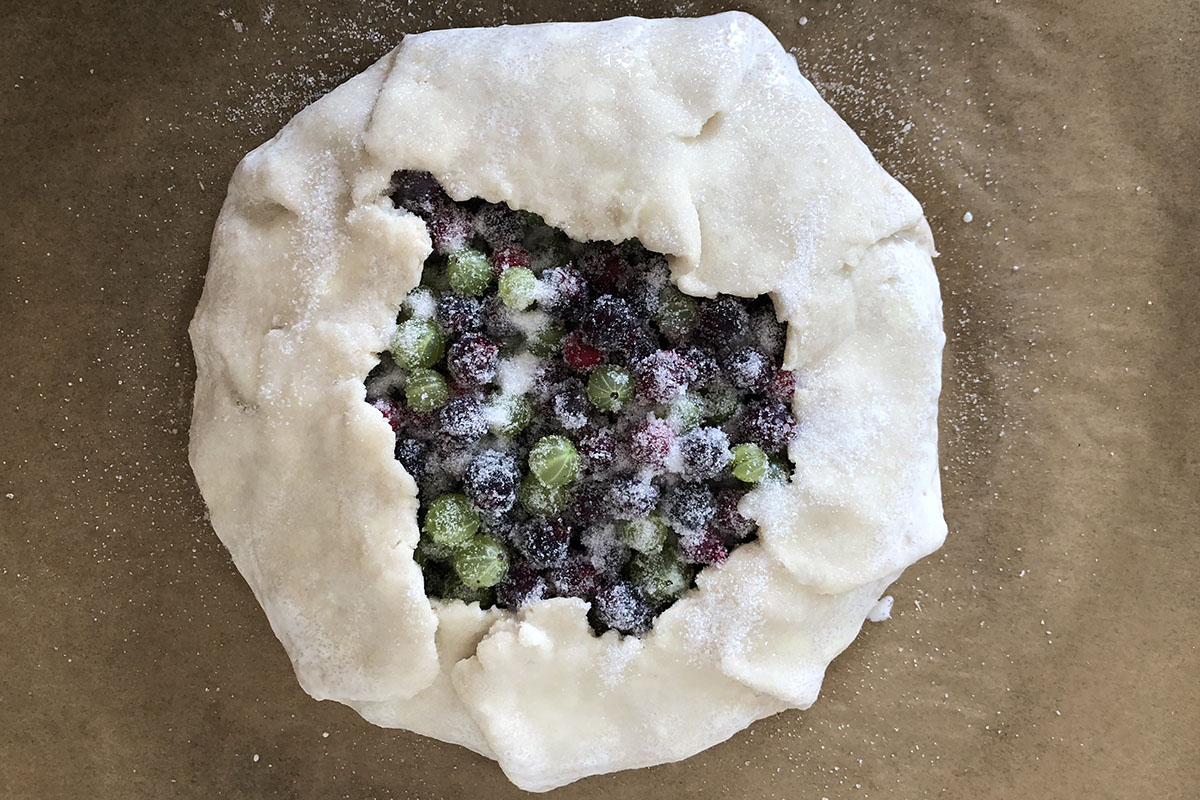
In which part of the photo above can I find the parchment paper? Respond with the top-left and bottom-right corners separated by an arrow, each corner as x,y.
1,1 -> 1195,797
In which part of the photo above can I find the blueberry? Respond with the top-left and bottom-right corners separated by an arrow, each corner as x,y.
482,296 -> 521,341
664,482 -> 716,533
439,394 -> 488,441
590,581 -> 652,635
713,489 -> 757,541
567,481 -> 610,528
463,450 -> 519,514
751,304 -> 787,359
447,333 -> 500,388
628,417 -> 675,469
680,345 -> 719,388
607,475 -> 660,521
474,202 -> 525,248
581,524 -> 632,575
581,295 -> 636,351
635,350 -> 697,404
621,330 -> 659,363
740,399 -> 797,453
678,427 -> 732,481
766,368 -> 798,403
546,554 -> 600,600
626,263 -> 671,318
394,437 -> 433,483
697,296 -> 750,348
540,266 -> 589,322
435,436 -> 476,479
721,346 -> 771,392
678,528 -> 728,565
551,382 -> 590,431
494,561 -> 548,609
428,204 -> 475,256
516,519 -> 571,570
576,426 -> 618,471
437,293 -> 483,336
391,171 -> 448,215
577,244 -> 628,292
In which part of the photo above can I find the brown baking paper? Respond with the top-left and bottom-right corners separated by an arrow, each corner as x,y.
1,1 -> 1196,797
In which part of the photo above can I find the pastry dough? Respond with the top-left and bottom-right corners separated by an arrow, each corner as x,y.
189,12 -> 945,791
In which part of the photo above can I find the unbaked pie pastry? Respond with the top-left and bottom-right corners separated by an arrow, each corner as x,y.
189,12 -> 946,792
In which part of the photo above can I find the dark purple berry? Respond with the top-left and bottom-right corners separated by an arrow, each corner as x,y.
551,382 -> 590,430
664,482 -> 716,533
678,427 -> 732,481
447,333 -> 500,388
495,561 -> 548,609
540,266 -> 589,322
628,418 -> 675,469
751,305 -> 787,359
491,243 -> 532,275
697,296 -> 750,347
680,346 -> 719,388
427,202 -> 474,255
712,490 -> 756,541
474,202 -> 525,248
740,399 -> 797,453
565,483 -> 607,528
439,394 -> 488,441
463,450 -> 519,514
591,581 -> 652,635
578,245 -> 628,292
766,368 -> 798,403
394,437 -> 433,483
547,555 -> 600,599
581,295 -> 637,351
437,293 -> 483,336
482,295 -> 521,340
434,436 -> 475,479
391,171 -> 448,215
722,346 -> 771,392
678,528 -> 728,565
608,475 -> 660,521
620,330 -> 659,362
577,427 -> 618,471
516,519 -> 571,569
635,350 -> 697,403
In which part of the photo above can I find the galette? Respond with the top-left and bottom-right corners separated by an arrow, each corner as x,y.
189,12 -> 946,792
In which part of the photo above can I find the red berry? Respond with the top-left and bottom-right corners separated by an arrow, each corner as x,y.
491,242 -> 532,276
427,203 -> 474,254
629,418 -> 675,469
713,490 -> 756,541
679,529 -> 728,565
547,556 -> 600,600
579,245 -> 628,292
766,368 -> 797,402
562,331 -> 605,373
495,562 -> 548,609
372,398 -> 404,433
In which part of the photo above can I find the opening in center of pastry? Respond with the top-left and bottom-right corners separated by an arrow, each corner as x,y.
364,171 -> 798,636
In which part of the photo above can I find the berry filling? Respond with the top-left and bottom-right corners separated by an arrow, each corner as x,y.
364,171 -> 798,636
